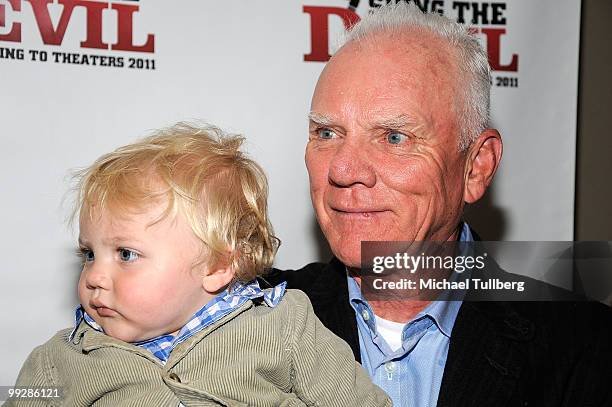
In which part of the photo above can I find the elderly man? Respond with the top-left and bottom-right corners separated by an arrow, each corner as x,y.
269,3 -> 612,407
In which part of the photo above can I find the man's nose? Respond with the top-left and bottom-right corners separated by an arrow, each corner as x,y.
84,262 -> 112,291
328,138 -> 376,188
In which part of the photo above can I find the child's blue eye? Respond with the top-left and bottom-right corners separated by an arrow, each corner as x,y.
119,248 -> 139,262
80,249 -> 94,262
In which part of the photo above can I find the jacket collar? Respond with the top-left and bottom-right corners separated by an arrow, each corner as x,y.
70,301 -> 255,368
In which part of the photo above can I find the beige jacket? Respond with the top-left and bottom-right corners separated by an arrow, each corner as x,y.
6,290 -> 391,407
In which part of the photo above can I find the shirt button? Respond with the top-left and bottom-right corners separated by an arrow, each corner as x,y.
384,361 -> 396,373
168,372 -> 181,383
361,309 -> 370,321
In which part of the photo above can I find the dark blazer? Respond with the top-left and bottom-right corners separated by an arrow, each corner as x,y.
265,257 -> 612,406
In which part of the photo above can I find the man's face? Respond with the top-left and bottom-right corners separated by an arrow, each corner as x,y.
78,201 -> 213,342
306,32 -> 470,268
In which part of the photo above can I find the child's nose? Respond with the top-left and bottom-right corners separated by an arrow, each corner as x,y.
84,263 -> 112,290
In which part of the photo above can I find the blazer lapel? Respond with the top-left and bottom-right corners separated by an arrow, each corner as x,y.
437,288 -> 535,407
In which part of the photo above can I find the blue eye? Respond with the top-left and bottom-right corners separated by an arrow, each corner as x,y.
81,249 -> 94,262
317,128 -> 336,140
119,248 -> 139,262
387,132 -> 407,145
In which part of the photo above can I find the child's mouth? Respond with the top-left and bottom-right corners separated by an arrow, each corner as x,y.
91,304 -> 117,317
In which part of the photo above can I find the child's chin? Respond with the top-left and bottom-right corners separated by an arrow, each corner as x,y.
111,329 -> 169,344
102,326 -> 142,343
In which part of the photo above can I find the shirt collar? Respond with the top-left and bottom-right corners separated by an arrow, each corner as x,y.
70,279 -> 286,363
428,221 -> 473,336
459,220 -> 474,242
73,305 -> 103,335
347,221 -> 473,338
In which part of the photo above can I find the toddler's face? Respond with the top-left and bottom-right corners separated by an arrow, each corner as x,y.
77,201 -> 214,342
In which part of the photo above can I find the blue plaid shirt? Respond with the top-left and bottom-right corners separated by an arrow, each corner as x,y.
71,280 -> 287,364
348,223 -> 473,407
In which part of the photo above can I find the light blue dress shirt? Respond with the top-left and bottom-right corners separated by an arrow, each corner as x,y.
347,223 -> 473,407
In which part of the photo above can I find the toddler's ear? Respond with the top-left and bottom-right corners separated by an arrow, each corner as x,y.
201,262 -> 235,293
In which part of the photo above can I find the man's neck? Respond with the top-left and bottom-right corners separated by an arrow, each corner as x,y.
349,225 -> 462,323
350,274 -> 431,323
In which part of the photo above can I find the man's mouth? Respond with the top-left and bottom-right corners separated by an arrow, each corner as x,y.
331,207 -> 388,218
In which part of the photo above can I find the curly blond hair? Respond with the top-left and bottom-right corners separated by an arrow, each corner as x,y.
73,122 -> 278,281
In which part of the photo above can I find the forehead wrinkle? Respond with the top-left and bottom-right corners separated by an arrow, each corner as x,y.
379,45 -> 459,139
365,30 -> 460,98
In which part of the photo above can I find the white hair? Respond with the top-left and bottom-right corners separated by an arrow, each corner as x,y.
337,3 -> 491,150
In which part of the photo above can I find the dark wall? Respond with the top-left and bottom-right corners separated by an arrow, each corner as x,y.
575,0 -> 612,240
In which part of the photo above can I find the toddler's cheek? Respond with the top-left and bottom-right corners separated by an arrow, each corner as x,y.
77,275 -> 88,304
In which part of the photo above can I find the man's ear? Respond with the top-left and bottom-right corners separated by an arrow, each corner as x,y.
201,262 -> 235,294
463,129 -> 503,204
